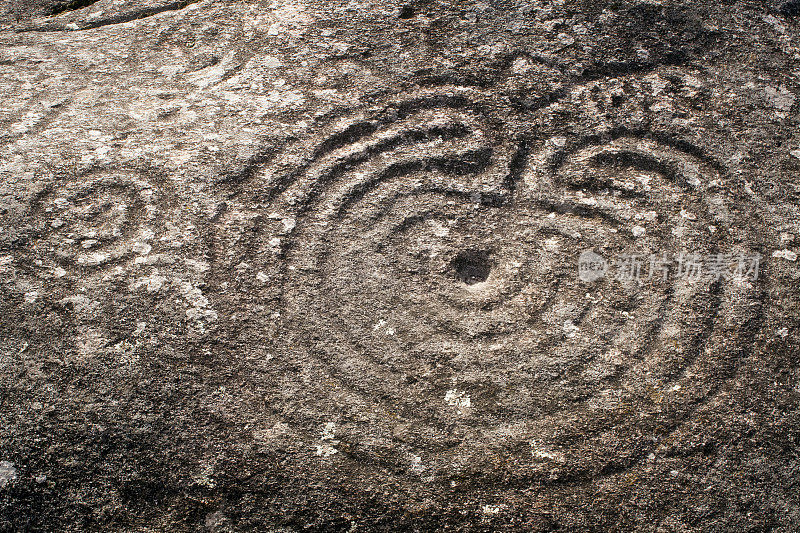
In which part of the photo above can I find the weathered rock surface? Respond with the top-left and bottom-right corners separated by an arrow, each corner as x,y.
1,0 -> 800,531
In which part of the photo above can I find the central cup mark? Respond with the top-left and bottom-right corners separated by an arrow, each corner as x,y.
451,249 -> 492,285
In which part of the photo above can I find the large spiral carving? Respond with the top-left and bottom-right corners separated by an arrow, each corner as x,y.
220,85 -> 763,484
